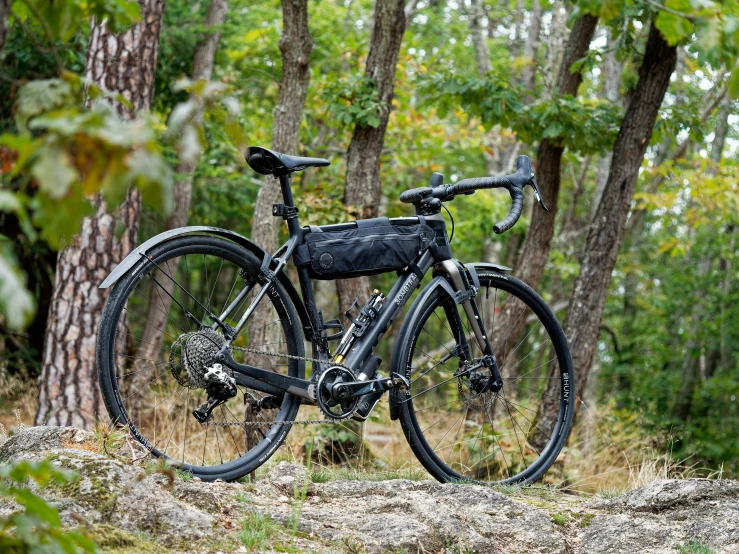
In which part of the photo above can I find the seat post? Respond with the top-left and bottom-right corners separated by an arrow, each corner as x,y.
277,172 -> 301,237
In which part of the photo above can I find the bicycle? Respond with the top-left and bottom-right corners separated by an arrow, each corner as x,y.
97,145 -> 574,484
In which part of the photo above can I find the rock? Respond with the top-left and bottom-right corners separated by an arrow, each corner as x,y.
0,426 -> 93,462
2,427 -> 739,554
584,479 -> 739,554
267,461 -> 315,497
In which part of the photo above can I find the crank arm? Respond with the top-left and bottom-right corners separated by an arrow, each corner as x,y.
334,373 -> 410,400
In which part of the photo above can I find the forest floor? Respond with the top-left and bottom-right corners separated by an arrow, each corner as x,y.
1,426 -> 738,554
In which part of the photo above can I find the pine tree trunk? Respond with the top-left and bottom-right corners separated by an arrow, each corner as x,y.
35,0 -> 165,427
135,0 -> 230,368
490,14 -> 597,355
560,23 -> 676,410
336,0 -> 406,316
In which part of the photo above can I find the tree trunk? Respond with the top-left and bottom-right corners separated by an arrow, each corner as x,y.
673,257 -> 710,422
336,0 -> 405,316
520,0 -> 542,95
251,0 -> 313,257
248,0 -> 313,406
467,0 -> 492,76
35,0 -> 165,428
561,23 -> 677,409
490,14 -> 597,355
590,29 -> 622,221
135,0 -> 230,367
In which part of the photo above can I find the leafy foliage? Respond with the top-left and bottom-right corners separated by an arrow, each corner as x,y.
0,459 -> 97,553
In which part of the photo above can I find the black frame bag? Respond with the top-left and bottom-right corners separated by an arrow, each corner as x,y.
293,217 -> 435,280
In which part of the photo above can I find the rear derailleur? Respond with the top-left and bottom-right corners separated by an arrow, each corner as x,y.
192,364 -> 238,423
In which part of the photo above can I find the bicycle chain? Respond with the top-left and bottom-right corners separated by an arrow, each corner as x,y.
201,345 -> 355,427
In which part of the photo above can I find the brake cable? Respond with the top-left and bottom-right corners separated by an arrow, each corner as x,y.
442,203 -> 455,242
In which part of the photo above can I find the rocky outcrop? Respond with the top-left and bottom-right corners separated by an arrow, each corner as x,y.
1,427 -> 738,553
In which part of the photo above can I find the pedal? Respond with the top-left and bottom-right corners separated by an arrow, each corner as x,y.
352,367 -> 385,422
323,318 -> 344,341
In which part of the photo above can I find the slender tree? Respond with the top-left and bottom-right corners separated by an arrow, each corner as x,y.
491,14 -> 598,354
251,0 -> 313,257
136,0 -> 231,366
562,22 -> 677,405
35,0 -> 166,427
336,0 -> 406,314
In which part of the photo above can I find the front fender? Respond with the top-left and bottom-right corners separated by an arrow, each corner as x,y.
387,261 -> 511,420
99,226 -> 314,340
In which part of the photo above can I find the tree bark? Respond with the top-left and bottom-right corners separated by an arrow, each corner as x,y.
590,30 -> 622,221
251,0 -> 313,257
490,14 -> 597,355
520,0 -> 542,95
468,0 -> 492,76
135,0 -> 230,367
35,0 -> 165,428
562,23 -> 677,408
336,0 -> 406,316
248,0 -> 313,401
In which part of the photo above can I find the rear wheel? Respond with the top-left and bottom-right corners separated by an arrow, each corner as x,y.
97,235 -> 304,481
395,270 -> 574,485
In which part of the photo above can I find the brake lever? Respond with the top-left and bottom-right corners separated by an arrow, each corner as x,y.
525,177 -> 548,211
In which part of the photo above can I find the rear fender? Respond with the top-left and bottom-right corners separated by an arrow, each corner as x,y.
99,226 -> 314,341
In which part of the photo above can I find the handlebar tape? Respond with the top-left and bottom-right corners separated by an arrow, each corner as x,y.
493,186 -> 524,234
399,186 -> 432,204
449,175 -> 513,194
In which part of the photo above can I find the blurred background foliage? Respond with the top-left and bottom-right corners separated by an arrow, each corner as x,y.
0,0 -> 738,491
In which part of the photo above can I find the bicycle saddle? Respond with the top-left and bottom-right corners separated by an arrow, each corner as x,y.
246,146 -> 330,175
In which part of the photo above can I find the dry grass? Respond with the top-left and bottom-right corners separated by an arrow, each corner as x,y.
0,370 -> 724,496
555,398 -> 721,495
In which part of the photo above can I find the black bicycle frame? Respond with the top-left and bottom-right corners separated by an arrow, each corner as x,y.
213,172 -> 478,404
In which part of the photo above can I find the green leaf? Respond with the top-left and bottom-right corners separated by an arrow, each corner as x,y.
31,145 -> 78,199
655,0 -> 694,45
729,66 -> 739,98
0,251 -> 36,330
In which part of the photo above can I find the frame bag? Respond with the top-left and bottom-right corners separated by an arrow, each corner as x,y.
294,217 -> 434,279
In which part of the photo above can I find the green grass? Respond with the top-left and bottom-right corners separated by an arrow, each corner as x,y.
310,466 -> 428,483
490,483 -> 560,501
678,541 -> 716,554
550,511 -> 570,525
578,513 -> 596,528
238,511 -> 277,551
175,469 -> 193,481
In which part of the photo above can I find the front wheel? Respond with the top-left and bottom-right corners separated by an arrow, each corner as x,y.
394,270 -> 574,485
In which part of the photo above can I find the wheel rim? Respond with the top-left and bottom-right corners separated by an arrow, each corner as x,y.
403,274 -> 570,484
102,238 -> 300,475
